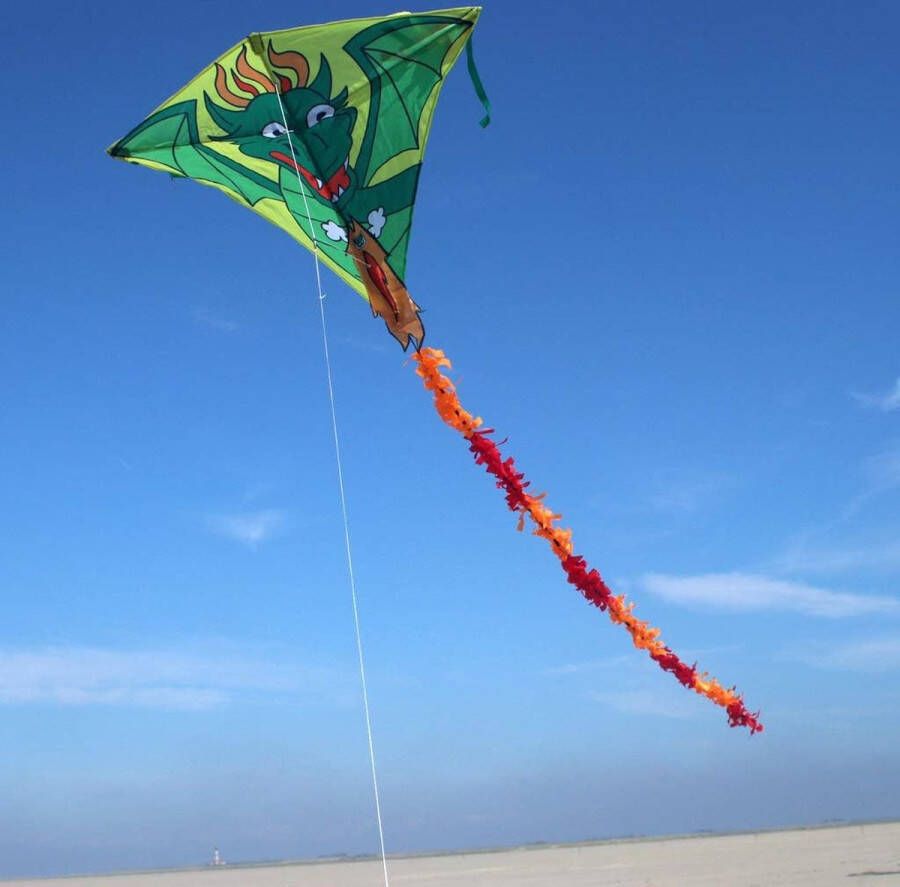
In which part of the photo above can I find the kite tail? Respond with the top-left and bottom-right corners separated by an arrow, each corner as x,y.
412,346 -> 763,735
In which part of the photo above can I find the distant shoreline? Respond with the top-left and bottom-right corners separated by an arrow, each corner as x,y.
6,817 -> 898,883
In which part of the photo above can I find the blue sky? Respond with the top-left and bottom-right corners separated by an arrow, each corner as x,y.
2,0 -> 899,878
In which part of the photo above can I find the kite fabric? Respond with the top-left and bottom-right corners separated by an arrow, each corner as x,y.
108,7 -> 763,733
109,7 -> 484,349
413,348 -> 764,734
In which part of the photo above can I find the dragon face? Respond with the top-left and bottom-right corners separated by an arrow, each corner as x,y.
204,57 -> 359,208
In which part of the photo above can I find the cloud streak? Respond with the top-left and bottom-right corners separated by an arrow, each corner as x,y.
777,537 -> 900,574
791,635 -> 900,672
207,509 -> 285,547
640,572 -> 900,618
853,378 -> 900,412
772,445 -> 900,571
590,689 -> 695,720
193,307 -> 238,332
865,445 -> 900,490
0,646 -> 336,709
648,472 -> 734,515
543,656 -> 634,676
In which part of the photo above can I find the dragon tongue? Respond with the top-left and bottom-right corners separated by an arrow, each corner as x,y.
296,164 -> 328,196
269,151 -> 346,201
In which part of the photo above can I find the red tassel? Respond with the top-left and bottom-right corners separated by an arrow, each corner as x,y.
413,348 -> 763,734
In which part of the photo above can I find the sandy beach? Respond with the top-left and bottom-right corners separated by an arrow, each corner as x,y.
5,821 -> 898,886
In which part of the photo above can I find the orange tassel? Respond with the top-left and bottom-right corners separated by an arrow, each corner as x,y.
412,347 -> 763,734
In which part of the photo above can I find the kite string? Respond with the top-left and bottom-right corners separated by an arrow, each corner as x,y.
270,80 -> 391,887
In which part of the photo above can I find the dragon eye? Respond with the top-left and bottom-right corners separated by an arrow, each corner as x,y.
261,122 -> 288,138
306,104 -> 335,128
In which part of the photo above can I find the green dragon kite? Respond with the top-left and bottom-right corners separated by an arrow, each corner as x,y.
108,7 -> 764,736
109,7 -> 486,348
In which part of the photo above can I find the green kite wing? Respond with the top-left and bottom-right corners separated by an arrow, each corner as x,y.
108,7 -> 483,300
111,100 -> 280,206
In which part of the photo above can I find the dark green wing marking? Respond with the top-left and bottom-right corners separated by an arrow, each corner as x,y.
108,101 -> 279,206
344,14 -> 473,185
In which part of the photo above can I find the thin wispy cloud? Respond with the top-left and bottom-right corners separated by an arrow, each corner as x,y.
207,509 -> 285,548
865,445 -> 900,491
241,481 -> 277,503
852,378 -> 900,412
193,306 -> 239,332
543,655 -> 633,676
829,443 -> 900,521
335,334 -> 390,354
0,646 -> 333,709
590,689 -> 695,720
640,572 -> 900,618
777,536 -> 900,575
648,472 -> 733,515
837,444 -> 900,520
772,445 -> 900,568
790,635 -> 900,672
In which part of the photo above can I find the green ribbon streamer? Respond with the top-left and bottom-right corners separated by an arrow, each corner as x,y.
465,37 -> 491,128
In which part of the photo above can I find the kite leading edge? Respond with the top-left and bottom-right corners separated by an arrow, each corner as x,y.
107,7 -> 762,732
